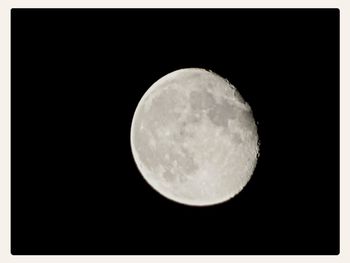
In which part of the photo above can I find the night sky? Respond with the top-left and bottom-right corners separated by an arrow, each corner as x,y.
11,9 -> 339,255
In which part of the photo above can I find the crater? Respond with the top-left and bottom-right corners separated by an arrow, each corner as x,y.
238,109 -> 256,132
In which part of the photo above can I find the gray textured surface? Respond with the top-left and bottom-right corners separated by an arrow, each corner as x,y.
130,68 -> 259,206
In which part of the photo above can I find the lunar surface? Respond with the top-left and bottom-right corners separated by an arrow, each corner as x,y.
130,68 -> 259,206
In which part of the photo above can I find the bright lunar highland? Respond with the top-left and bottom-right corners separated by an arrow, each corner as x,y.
130,68 -> 259,206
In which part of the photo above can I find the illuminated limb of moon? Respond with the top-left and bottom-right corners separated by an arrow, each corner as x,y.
130,68 -> 259,206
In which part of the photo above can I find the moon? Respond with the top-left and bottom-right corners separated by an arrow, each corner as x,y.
130,68 -> 259,206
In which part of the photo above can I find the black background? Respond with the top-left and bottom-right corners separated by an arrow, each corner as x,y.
11,9 -> 339,255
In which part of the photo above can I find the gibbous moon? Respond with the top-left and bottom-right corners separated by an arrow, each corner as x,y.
130,68 -> 259,206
